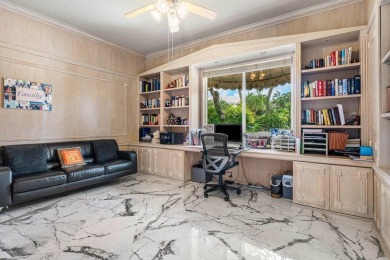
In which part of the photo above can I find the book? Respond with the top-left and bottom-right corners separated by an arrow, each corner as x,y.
342,79 -> 348,95
354,75 -> 361,94
347,47 -> 352,64
333,106 -> 341,125
337,104 -> 345,125
348,155 -> 373,162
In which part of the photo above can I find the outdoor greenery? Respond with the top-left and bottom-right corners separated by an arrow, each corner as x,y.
207,86 -> 291,132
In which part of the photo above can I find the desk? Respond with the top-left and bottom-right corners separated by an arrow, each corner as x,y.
127,142 -> 374,219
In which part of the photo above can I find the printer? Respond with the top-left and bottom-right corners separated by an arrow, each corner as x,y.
160,132 -> 184,145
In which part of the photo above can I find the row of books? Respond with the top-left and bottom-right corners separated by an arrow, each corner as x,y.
165,95 -> 189,107
305,47 -> 355,69
140,98 -> 160,109
166,73 -> 189,89
142,114 -> 159,125
302,104 -> 346,125
140,78 -> 161,93
301,75 -> 360,98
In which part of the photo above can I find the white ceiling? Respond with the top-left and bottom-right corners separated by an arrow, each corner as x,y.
5,0 -> 345,55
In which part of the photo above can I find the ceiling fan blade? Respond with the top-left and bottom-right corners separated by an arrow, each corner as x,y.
182,2 -> 217,20
125,4 -> 156,18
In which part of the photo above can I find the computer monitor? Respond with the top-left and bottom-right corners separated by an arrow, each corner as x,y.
214,124 -> 242,143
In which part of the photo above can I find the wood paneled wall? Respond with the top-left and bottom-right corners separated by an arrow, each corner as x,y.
146,1 -> 366,70
0,7 -> 146,146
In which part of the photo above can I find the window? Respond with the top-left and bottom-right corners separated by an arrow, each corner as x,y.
206,65 -> 291,134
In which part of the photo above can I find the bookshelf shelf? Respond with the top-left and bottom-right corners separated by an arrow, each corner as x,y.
164,106 -> 190,109
302,94 -> 361,101
301,125 -> 361,129
163,125 -> 189,128
382,112 -> 390,119
140,90 -> 160,95
382,50 -> 390,64
163,86 -> 190,92
140,108 -> 160,111
140,125 -> 160,128
301,63 -> 360,75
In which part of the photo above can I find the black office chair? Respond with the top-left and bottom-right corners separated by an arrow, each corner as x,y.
201,133 -> 241,201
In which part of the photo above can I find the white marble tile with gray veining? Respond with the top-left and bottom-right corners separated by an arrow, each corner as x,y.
0,173 -> 387,260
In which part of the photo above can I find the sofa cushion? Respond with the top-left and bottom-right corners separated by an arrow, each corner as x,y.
63,164 -> 105,183
57,147 -> 86,168
13,170 -> 67,193
101,160 -> 133,175
92,140 -> 118,163
3,144 -> 48,174
46,141 -> 94,170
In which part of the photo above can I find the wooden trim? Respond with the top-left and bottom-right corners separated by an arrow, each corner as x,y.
141,27 -> 367,77
127,142 -> 373,167
146,0 -> 363,58
301,63 -> 360,74
0,42 -> 137,80
0,56 -> 127,86
0,134 -> 128,143
0,1 -> 144,58
302,94 -> 361,101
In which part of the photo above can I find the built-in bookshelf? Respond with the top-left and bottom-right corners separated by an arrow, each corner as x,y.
137,68 -> 191,141
379,3 -> 390,167
299,32 -> 364,149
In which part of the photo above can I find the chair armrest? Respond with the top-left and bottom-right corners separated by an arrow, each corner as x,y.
118,151 -> 137,161
229,150 -> 242,163
0,166 -> 12,207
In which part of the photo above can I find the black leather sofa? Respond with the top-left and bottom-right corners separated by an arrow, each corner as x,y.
0,139 -> 137,207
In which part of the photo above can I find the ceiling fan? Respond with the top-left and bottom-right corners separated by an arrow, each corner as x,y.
125,0 -> 217,33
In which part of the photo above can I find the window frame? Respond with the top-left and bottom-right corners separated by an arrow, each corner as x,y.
201,56 -> 296,137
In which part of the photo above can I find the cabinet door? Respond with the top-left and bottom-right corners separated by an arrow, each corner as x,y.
381,184 -> 390,251
165,150 -> 185,180
139,148 -> 152,173
293,162 -> 329,210
374,175 -> 382,229
330,166 -> 373,218
152,149 -> 166,176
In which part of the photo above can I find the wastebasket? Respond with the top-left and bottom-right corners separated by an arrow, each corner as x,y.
270,175 -> 283,198
191,164 -> 212,183
282,175 -> 293,200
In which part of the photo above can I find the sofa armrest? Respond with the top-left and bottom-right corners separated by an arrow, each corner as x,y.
0,166 -> 12,207
118,151 -> 136,161
118,151 -> 137,173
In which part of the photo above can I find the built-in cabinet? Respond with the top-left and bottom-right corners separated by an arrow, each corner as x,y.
374,174 -> 382,229
373,167 -> 390,254
138,67 -> 197,142
152,148 -> 166,176
293,162 -> 329,210
129,145 -> 189,181
329,165 -> 373,218
138,147 -> 152,173
297,30 -> 366,146
293,161 -> 373,218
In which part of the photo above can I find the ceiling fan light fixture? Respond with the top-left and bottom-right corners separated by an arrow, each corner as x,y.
169,22 -> 180,33
176,2 -> 188,19
167,9 -> 180,25
150,10 -> 162,21
156,0 -> 170,13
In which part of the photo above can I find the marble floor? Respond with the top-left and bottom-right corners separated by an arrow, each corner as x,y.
0,173 -> 387,260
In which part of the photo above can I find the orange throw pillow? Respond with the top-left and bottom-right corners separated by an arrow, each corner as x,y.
57,147 -> 86,168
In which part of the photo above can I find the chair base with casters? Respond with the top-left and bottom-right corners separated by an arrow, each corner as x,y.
200,133 -> 243,201
203,172 -> 241,201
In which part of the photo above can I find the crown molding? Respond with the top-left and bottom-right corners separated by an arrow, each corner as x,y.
146,0 -> 363,59
0,0 -> 145,58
